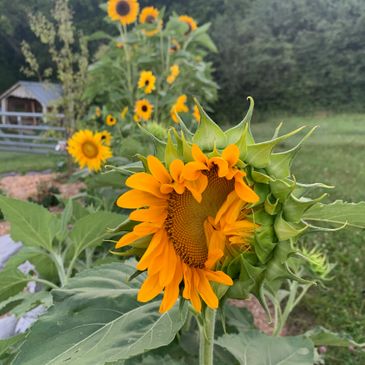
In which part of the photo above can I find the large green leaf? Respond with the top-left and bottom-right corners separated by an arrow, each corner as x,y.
216,331 -> 314,365
0,196 -> 59,250
0,267 -> 27,303
303,200 -> 365,228
14,262 -> 188,365
69,211 -> 125,254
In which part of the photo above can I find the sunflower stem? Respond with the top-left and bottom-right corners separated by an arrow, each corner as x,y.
198,307 -> 216,365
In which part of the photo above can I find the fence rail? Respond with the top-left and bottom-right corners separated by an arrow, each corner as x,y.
0,111 -> 66,154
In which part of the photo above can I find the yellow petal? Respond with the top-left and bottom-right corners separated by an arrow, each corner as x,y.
222,144 -> 240,166
209,157 -> 229,177
204,270 -> 233,286
234,178 -> 259,203
197,271 -> 218,309
129,207 -> 167,223
117,190 -> 166,209
169,160 -> 184,182
126,172 -> 165,198
147,156 -> 171,184
192,144 -> 208,164
138,274 -> 163,302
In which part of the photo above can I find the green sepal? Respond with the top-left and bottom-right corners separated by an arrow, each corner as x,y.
294,182 -> 334,198
110,247 -> 145,257
253,183 -> 270,205
252,208 -> 275,226
165,130 -> 180,166
226,96 -> 255,145
138,123 -> 166,160
264,194 -> 281,216
274,213 -> 308,241
254,226 -> 277,263
251,169 -> 272,184
270,178 -> 296,202
245,126 -> 306,169
192,98 -> 227,150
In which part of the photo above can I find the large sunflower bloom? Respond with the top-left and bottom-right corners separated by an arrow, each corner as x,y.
108,0 -> 139,26
179,15 -> 198,34
139,6 -> 162,36
67,130 -> 112,172
115,144 -> 259,312
171,95 -> 189,123
138,70 -> 156,94
134,99 -> 154,122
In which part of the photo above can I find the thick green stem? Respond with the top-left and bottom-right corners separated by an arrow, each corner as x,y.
49,252 -> 67,287
199,308 -> 216,365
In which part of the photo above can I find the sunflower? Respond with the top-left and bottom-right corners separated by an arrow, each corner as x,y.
139,6 -> 162,36
120,106 -> 129,120
108,0 -> 139,26
193,105 -> 201,123
138,70 -> 156,94
95,107 -> 101,118
178,15 -> 198,34
67,130 -> 112,172
134,99 -> 154,122
167,64 -> 180,85
115,143 -> 258,312
98,130 -> 112,146
171,95 -> 189,123
106,114 -> 117,126
169,39 -> 181,53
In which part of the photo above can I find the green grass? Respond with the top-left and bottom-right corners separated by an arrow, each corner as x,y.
0,152 -> 65,175
251,113 -> 365,364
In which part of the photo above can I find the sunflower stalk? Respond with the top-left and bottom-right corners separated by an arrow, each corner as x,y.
198,307 -> 216,365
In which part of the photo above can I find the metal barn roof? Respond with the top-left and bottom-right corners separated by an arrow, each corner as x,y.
0,81 -> 62,107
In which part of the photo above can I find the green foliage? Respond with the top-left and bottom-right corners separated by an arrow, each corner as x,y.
216,331 -> 314,365
13,262 -> 188,365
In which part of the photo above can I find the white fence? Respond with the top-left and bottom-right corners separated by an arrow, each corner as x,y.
0,111 -> 67,154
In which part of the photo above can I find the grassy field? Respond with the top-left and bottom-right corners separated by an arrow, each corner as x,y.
252,112 -> 365,365
0,152 -> 65,175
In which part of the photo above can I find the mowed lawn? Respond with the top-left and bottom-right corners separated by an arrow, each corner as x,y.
0,152 -> 65,175
252,113 -> 365,365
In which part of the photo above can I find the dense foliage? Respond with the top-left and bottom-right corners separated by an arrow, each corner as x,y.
1,0 -> 364,118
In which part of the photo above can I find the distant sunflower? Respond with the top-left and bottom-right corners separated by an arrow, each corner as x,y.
95,107 -> 101,118
169,39 -> 181,53
67,130 -> 112,172
139,6 -> 162,36
193,105 -> 201,123
106,114 -> 117,126
108,0 -> 139,26
135,99 -> 154,122
138,70 -> 156,94
115,144 -> 258,312
167,64 -> 180,85
179,15 -> 197,34
98,130 -> 112,146
171,95 -> 189,123
120,106 -> 129,120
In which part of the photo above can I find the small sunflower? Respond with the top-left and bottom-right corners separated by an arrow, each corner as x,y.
193,105 -> 201,123
116,41 -> 124,49
135,99 -> 154,122
167,64 -> 180,85
169,39 -> 181,53
179,15 -> 198,34
120,106 -> 129,120
98,130 -> 112,146
67,130 -> 112,172
138,70 -> 156,94
106,114 -> 117,126
108,0 -> 139,26
115,144 -> 258,312
171,95 -> 189,123
95,107 -> 101,118
139,6 -> 162,36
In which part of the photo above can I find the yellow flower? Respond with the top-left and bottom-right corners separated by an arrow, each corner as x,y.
170,95 -> 189,123
138,71 -> 156,94
116,42 -> 124,48
193,105 -> 201,123
178,15 -> 198,34
95,107 -> 101,118
120,106 -> 129,120
115,144 -> 258,312
134,99 -> 154,122
167,64 -> 180,85
67,130 -> 112,172
107,0 -> 139,26
106,114 -> 117,126
98,130 -> 112,146
139,6 -> 163,36
169,39 -> 181,53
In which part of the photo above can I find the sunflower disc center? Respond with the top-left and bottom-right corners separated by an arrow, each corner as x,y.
146,15 -> 155,23
81,141 -> 98,158
141,105 -> 148,112
116,1 -> 130,16
165,168 -> 235,268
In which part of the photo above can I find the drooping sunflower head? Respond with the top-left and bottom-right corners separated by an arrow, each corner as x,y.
106,114 -> 117,126
67,130 -> 112,172
108,0 -> 139,26
139,6 -> 162,36
112,96 -> 327,313
138,70 -> 156,94
170,94 -> 189,123
98,130 -> 112,146
178,15 -> 198,34
134,99 -> 154,122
